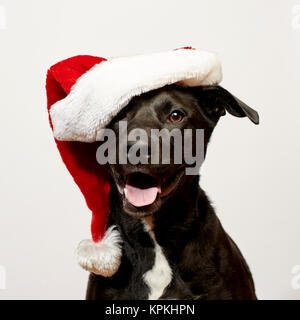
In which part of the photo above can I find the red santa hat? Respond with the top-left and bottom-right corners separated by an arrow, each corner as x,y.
46,47 -> 222,277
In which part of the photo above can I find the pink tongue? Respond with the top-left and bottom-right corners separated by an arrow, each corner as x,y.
125,184 -> 159,207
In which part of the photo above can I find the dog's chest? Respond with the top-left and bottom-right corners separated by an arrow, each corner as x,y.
142,222 -> 172,300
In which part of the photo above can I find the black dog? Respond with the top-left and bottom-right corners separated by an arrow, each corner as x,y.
86,84 -> 259,300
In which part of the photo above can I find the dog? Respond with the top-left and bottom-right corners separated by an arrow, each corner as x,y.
85,84 -> 258,300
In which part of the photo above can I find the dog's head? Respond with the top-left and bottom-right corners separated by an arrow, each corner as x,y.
104,84 -> 259,217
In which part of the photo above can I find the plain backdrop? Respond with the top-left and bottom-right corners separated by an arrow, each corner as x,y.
0,0 -> 299,300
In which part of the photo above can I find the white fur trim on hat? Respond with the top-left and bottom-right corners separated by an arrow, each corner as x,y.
77,225 -> 123,277
50,48 -> 222,142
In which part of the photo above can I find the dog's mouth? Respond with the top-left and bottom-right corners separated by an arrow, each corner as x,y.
114,167 -> 185,216
124,173 -> 160,207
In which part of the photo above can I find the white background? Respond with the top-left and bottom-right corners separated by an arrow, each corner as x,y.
0,0 -> 299,300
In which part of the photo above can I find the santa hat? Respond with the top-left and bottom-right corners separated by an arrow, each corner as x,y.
46,47 -> 222,277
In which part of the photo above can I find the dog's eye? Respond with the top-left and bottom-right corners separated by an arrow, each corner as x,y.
169,110 -> 184,123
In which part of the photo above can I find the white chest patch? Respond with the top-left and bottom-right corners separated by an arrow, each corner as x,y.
142,223 -> 173,300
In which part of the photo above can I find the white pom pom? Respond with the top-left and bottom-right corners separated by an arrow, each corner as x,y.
77,225 -> 123,277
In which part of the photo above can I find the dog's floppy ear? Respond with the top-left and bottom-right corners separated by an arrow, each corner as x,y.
194,85 -> 259,125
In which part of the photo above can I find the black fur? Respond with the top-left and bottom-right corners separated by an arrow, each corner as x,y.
86,85 -> 258,300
